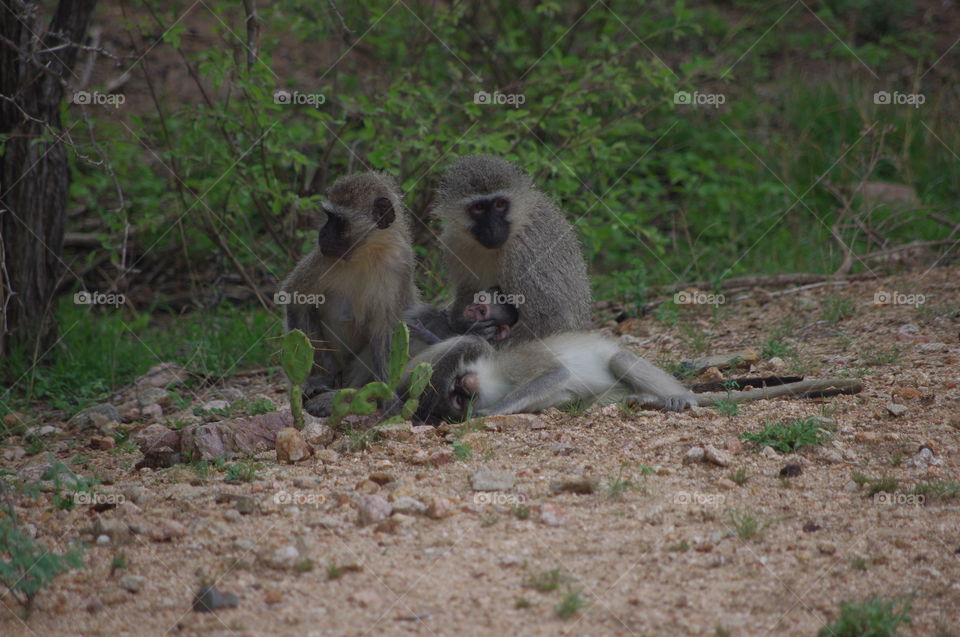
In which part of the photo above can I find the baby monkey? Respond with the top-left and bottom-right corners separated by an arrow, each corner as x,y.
403,332 -> 696,422
404,287 -> 518,353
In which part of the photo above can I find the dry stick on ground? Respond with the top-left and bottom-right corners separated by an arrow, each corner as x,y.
638,378 -> 863,410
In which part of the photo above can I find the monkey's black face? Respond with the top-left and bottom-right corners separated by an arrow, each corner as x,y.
466,196 -> 511,249
317,210 -> 352,258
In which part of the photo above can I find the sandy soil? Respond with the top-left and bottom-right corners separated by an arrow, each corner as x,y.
2,266 -> 958,637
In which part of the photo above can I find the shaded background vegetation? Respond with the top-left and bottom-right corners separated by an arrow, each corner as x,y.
3,0 -> 957,413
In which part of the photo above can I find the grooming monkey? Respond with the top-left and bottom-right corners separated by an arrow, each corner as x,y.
433,155 -> 592,342
403,332 -> 697,422
404,287 -> 519,353
280,171 -> 418,415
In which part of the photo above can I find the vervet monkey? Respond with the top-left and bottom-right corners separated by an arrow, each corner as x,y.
403,332 -> 696,422
280,171 -> 417,414
404,287 -> 518,353
432,155 -> 592,342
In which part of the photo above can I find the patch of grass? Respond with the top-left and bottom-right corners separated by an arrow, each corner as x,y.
728,509 -> 767,540
680,324 -> 711,356
558,398 -> 589,416
851,471 -> 870,487
860,346 -> 901,366
715,627 -> 732,637
851,557 -> 869,571
821,296 -> 857,323
326,563 -> 343,580
525,568 -> 564,593
761,338 -> 794,359
3,300 -> 278,413
512,505 -> 531,520
345,427 -> 383,452
515,597 -> 532,610
667,540 -> 689,552
193,397 -> 275,421
742,417 -> 831,452
452,440 -> 473,460
865,475 -> 898,497
713,399 -> 740,417
818,596 -> 911,637
556,589 -> 585,619
224,459 -> 259,483
730,468 -> 749,486
606,463 -> 638,500
910,480 -> 959,501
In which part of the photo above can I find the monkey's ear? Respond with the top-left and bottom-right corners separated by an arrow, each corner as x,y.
372,196 -> 396,229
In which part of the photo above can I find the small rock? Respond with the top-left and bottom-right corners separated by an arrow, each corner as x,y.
275,427 -> 313,463
201,399 -> 230,412
538,503 -> 565,527
148,519 -> 188,542
302,420 -> 335,447
716,478 -> 737,490
121,485 -> 151,505
700,366 -> 724,382
86,597 -> 104,614
885,403 -> 908,417
356,479 -> 380,494
2,412 -> 26,428
140,403 -> 163,422
724,439 -> 742,454
898,324 -> 919,335
135,363 -> 188,389
820,448 -> 843,464
761,446 -> 778,459
68,404 -> 120,431
357,495 -> 392,526
377,422 -> 412,441
391,496 -> 428,515
215,493 -> 257,515
350,590 -> 384,608
891,387 -> 922,401
119,575 -> 145,593
549,477 -> 599,495
471,469 -> 516,491
90,436 -> 115,450
855,431 -> 879,442
843,480 -> 859,492
429,450 -> 455,466
96,534 -> 110,545
703,445 -> 731,467
262,545 -> 301,570
499,554 -> 522,567
3,446 -> 26,461
192,585 -> 238,612
683,446 -> 705,464
480,414 -> 547,431
368,472 -> 394,486
767,357 -> 787,371
426,497 -> 454,520
136,387 -> 171,409
92,519 -> 132,543
24,425 -> 58,440
817,542 -> 836,555
780,463 -> 802,477
264,588 -> 284,605
307,515 -> 344,530
223,509 -> 242,523
918,342 -> 947,353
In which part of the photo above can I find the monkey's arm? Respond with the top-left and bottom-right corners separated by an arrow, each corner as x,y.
477,368 -> 572,416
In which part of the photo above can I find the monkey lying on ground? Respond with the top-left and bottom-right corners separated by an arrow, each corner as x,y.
404,287 -> 519,354
280,171 -> 418,416
403,332 -> 696,422
433,155 -> 592,342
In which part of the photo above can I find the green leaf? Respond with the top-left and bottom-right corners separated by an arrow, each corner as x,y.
280,329 -> 313,386
387,322 -> 410,390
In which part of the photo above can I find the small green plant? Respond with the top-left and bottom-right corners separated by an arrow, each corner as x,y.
0,485 -> 84,615
558,398 -> 589,416
860,346 -> 901,366
821,296 -> 857,322
714,398 -> 740,417
556,589 -> 585,619
326,562 -> 343,580
851,471 -> 869,487
667,540 -> 689,552
452,440 -> 473,460
606,463 -> 638,500
328,323 -> 432,427
715,626 -> 732,637
525,567 -> 564,593
344,426 -> 383,452
818,596 -> 911,637
225,459 -> 259,483
850,557 -> 869,571
110,553 -> 127,576
866,475 -> 899,497
43,461 -> 97,511
911,480 -> 959,501
279,328 -> 314,430
512,504 -> 531,520
761,338 -> 793,359
742,417 -> 831,452
730,468 -> 749,486
515,597 -> 532,609
728,509 -> 766,540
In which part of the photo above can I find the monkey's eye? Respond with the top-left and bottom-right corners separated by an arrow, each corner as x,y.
493,197 -> 508,212
469,201 -> 485,216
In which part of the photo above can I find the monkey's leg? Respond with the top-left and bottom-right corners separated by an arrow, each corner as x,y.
477,368 -> 571,416
406,320 -> 443,345
304,390 -> 337,417
610,350 -> 696,411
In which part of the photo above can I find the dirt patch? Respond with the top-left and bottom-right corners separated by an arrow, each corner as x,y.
2,266 -> 958,636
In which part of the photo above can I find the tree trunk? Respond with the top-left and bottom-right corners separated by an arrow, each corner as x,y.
0,0 -> 97,358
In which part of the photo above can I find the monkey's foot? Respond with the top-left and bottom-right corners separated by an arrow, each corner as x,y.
304,391 -> 336,417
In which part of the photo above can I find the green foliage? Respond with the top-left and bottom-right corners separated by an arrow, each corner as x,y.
556,589 -> 585,619
525,568 -> 565,593
818,596 -> 911,637
713,399 -> 740,417
224,459 -> 259,483
728,509 -> 767,540
730,468 -> 749,486
911,480 -> 960,501
742,417 -> 831,452
822,296 -> 857,323
280,328 -> 313,429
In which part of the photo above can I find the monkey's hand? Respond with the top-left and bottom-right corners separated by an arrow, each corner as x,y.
407,320 -> 442,345
304,390 -> 336,417
464,319 -> 500,342
303,375 -> 332,400
663,391 -> 697,412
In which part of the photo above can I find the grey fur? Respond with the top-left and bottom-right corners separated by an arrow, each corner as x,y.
280,171 -> 418,414
433,155 -> 592,342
